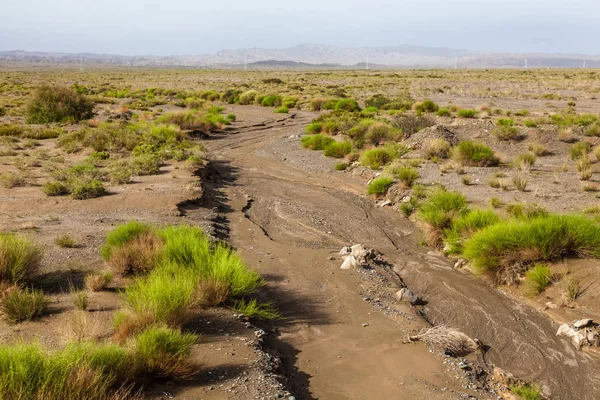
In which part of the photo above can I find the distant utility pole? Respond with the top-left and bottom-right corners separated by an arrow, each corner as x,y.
454,56 -> 458,69
79,56 -> 84,72
244,54 -> 247,70
366,55 -> 369,70
524,58 -> 528,69
583,60 -> 586,69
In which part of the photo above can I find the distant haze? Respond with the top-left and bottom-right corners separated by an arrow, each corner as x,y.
1,0 -> 599,56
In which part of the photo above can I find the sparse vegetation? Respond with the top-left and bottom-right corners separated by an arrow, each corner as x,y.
1,287 -> 47,323
26,85 -> 94,123
453,141 -> 499,166
367,177 -> 394,195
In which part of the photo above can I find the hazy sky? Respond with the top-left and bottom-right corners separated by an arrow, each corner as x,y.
1,0 -> 598,55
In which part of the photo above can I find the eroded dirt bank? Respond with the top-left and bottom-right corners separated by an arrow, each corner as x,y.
204,105 -> 600,400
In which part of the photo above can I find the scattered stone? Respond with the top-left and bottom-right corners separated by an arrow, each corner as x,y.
557,324 -> 587,349
544,302 -> 559,309
454,259 -> 467,269
377,199 -> 392,207
395,288 -> 420,305
492,367 -> 517,386
362,323 -> 370,327
338,246 -> 351,257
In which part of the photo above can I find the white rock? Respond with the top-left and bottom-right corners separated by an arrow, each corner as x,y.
395,288 -> 419,305
338,246 -> 352,257
340,255 -> 360,270
573,319 -> 593,329
454,259 -> 467,269
557,324 -> 587,349
377,199 -> 392,207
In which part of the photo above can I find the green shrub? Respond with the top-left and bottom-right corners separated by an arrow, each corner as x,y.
305,122 -> 323,134
101,221 -> 153,260
238,90 -> 258,105
26,85 -> 94,123
226,113 -> 236,121
394,167 -> 419,187
335,162 -> 348,171
233,299 -> 281,319
506,203 -> 548,220
309,98 -> 326,111
365,122 -> 399,144
510,383 -> 543,400
275,106 -> 289,114
436,107 -> 451,117
0,235 -> 42,285
0,342 -> 134,399
301,134 -> 334,150
134,325 -> 198,377
129,154 -> 162,176
367,177 -> 394,195
585,124 -> 600,137
525,264 -> 552,296
42,181 -> 70,196
365,94 -> 391,109
444,209 -> 500,254
494,125 -> 520,141
1,288 -> 47,324
524,119 -> 538,128
570,142 -> 592,160
323,141 -> 352,158
415,100 -> 439,113
0,124 -> 25,137
453,140 -> 499,166
418,189 -> 468,231
334,98 -> 360,112
360,144 -> 408,169
464,215 -> 600,281
260,95 -> 282,107
70,179 -> 107,200
514,153 -> 537,170
457,109 -> 477,118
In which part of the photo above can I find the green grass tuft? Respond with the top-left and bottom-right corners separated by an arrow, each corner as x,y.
367,177 -> 394,195
418,189 -> 468,231
453,140 -> 499,166
464,215 -> 600,281
301,134 -> 334,150
524,264 -> 553,296
233,299 -> 281,319
1,288 -> 47,324
0,234 -> 43,285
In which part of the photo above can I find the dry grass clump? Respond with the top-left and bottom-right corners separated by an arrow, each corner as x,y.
1,287 -> 47,324
0,234 -> 42,285
514,153 -> 536,170
512,174 -> 529,191
423,138 -> 451,159
55,233 -> 77,248
108,232 -> 164,276
563,275 -> 581,302
85,271 -> 113,292
409,325 -> 479,357
62,311 -> 107,342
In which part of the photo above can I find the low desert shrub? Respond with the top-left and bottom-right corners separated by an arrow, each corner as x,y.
323,141 -> 352,158
444,209 -> 500,254
457,109 -> 477,118
423,138 -> 451,159
301,134 -> 334,150
26,85 -> 94,123
70,179 -> 107,200
524,264 -> 552,296
570,142 -> 592,160
391,114 -> 434,137
367,177 -> 394,195
436,107 -> 451,117
101,221 -> 153,260
55,234 -> 77,248
494,125 -> 520,141
394,167 -> 419,187
0,234 -> 42,285
453,140 -> 498,166
510,383 -> 543,400
414,100 -> 439,113
238,90 -> 258,105
85,271 -> 113,292
334,98 -> 360,112
464,215 -> 600,282
275,106 -> 288,114
1,287 -> 47,323
360,144 -> 408,169
134,326 -> 199,379
418,189 -> 468,235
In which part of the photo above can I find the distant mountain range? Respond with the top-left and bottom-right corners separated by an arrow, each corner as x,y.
1,44 -> 599,68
